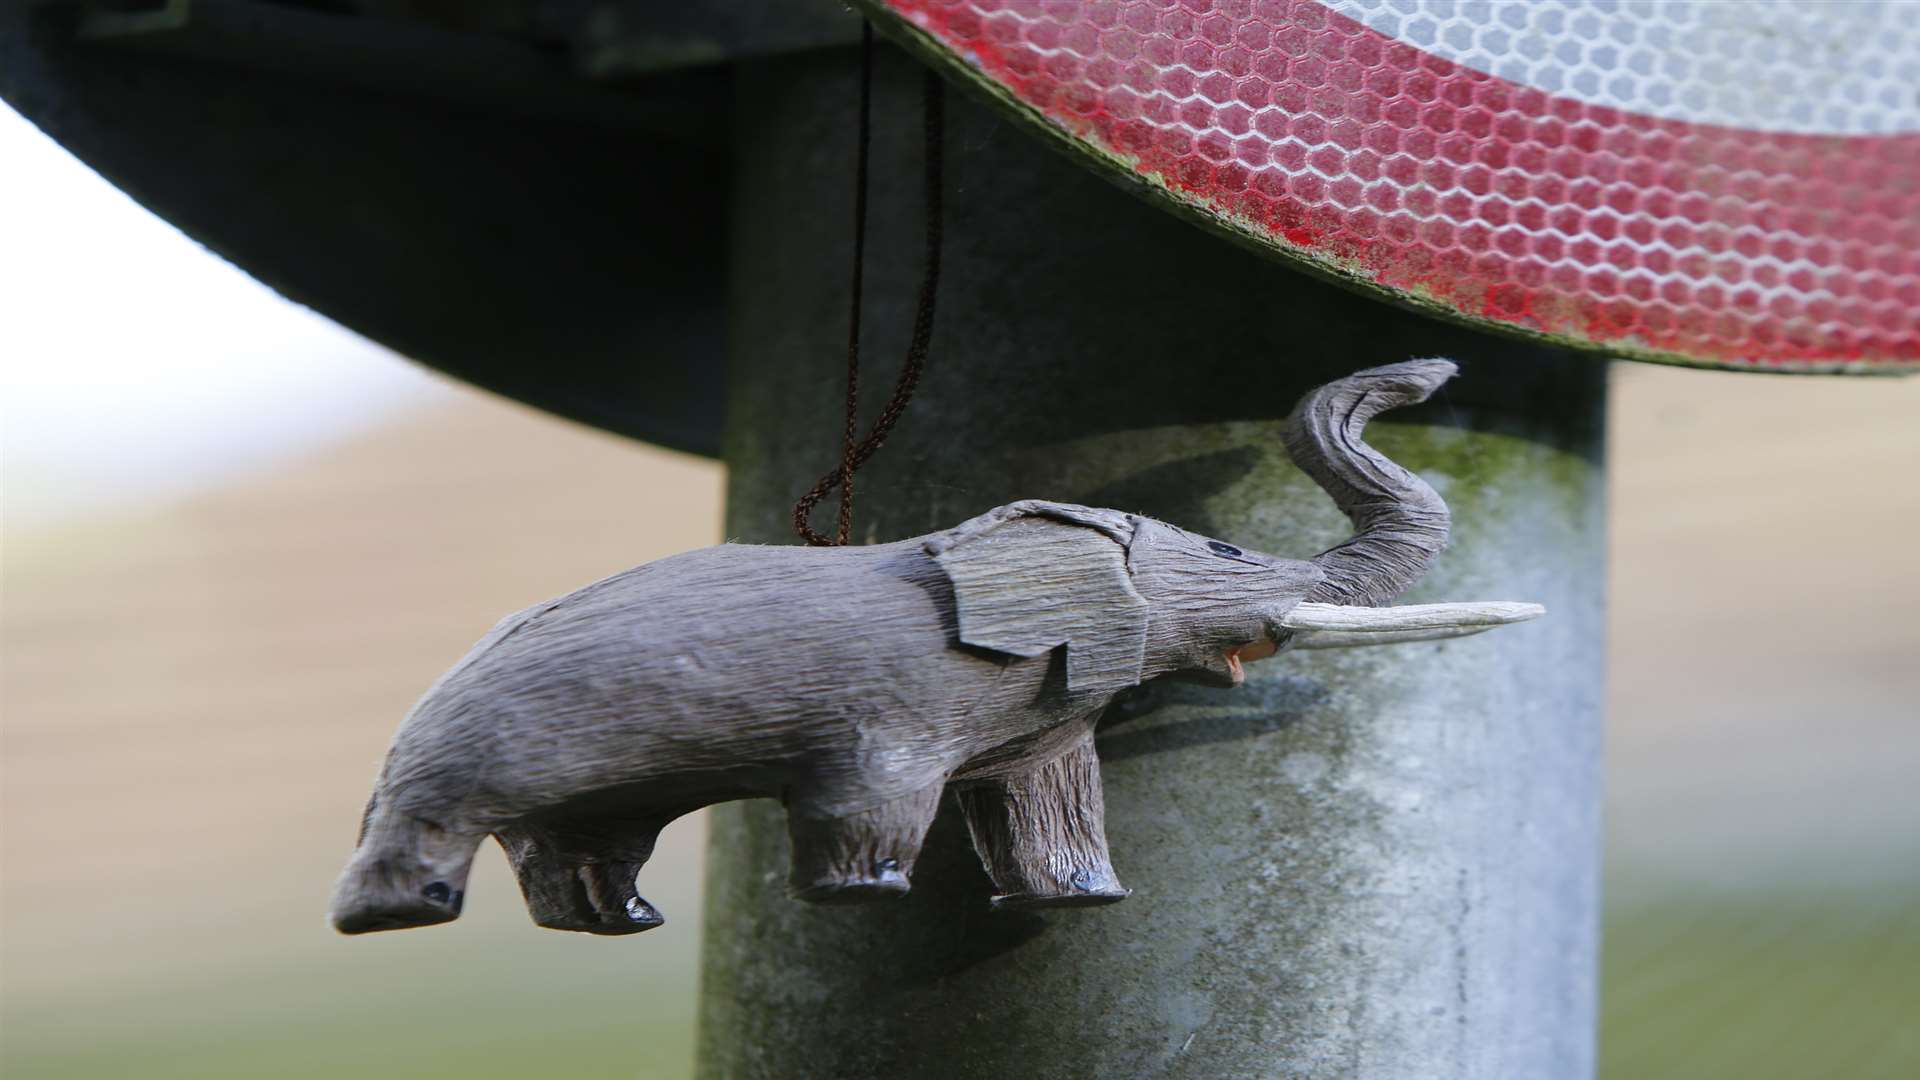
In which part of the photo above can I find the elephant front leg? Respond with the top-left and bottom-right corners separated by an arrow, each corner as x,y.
785,782 -> 945,904
956,729 -> 1130,910
330,797 -> 486,934
496,817 -> 671,935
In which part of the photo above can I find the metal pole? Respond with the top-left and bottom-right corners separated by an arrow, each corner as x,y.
699,45 -> 1606,1079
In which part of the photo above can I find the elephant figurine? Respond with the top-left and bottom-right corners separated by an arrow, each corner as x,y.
329,359 -> 1541,935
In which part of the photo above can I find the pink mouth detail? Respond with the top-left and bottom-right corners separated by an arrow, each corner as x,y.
1225,637 -> 1281,685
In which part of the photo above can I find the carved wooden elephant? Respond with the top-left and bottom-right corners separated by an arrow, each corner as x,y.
329,359 -> 1540,935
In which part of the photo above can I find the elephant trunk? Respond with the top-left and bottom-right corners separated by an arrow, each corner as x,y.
1282,359 -> 1455,607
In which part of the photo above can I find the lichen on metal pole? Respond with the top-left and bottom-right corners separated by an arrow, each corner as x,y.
699,46 -> 1605,1080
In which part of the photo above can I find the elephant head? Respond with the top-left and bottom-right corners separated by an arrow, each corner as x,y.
927,359 -> 1541,695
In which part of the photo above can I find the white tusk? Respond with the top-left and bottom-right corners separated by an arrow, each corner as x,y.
1286,626 -> 1494,650
1278,601 -> 1544,650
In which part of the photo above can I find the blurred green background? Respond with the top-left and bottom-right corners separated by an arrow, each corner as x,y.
3,104 -> 1916,1079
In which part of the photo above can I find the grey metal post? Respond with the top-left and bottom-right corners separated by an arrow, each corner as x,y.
699,45 -> 1605,1079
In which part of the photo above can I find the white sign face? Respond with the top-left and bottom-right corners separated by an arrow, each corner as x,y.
1328,0 -> 1920,135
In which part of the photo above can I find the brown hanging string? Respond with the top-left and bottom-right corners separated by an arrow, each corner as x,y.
793,27 -> 946,547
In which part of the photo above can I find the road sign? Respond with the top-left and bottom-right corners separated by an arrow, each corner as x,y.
869,0 -> 1920,371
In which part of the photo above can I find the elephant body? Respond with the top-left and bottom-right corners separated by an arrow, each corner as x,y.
331,359 -> 1533,936
384,539 -> 1022,827
341,510 -> 1179,935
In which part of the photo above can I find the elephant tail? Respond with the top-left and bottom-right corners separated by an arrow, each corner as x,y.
328,791 -> 479,934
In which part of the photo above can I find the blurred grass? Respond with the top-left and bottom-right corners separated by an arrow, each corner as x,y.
1,848 -> 704,1080
1601,890 -> 1920,1079
11,885 -> 1915,1080
4,955 -> 697,1080
5,968 -> 693,1080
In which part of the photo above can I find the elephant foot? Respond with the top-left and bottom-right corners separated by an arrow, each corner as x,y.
330,803 -> 480,935
559,872 -> 664,934
523,863 -> 666,935
791,859 -> 913,905
990,885 -> 1131,911
583,887 -> 668,930
957,730 -> 1133,913
333,886 -> 466,934
785,784 -> 943,904
497,823 -> 670,935
987,858 -> 1130,911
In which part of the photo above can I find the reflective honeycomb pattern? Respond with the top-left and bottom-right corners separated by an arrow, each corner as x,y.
1328,0 -> 1920,136
878,0 -> 1920,371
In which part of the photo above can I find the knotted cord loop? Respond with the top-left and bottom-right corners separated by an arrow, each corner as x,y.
793,29 -> 945,546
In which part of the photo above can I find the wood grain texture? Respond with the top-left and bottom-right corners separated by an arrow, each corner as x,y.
1280,600 -> 1546,648
929,503 -> 1148,694
329,362 -> 1532,935
956,723 -> 1129,909
1284,358 -> 1456,607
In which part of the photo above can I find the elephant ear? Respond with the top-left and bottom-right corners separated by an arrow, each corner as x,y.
925,500 -> 1148,697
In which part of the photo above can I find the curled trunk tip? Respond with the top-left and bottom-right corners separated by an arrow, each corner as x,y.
1283,359 -> 1455,607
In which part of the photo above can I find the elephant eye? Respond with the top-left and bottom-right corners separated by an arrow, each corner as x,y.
1207,540 -> 1243,558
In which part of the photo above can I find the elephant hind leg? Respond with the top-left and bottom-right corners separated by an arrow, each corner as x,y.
957,729 -> 1130,910
329,796 -> 484,934
498,817 -> 672,936
786,782 -> 945,904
